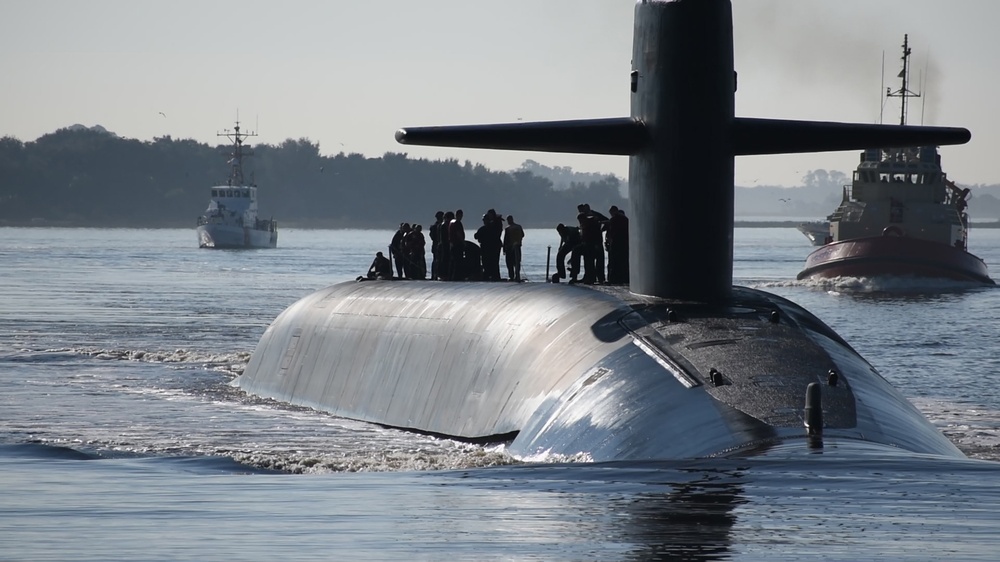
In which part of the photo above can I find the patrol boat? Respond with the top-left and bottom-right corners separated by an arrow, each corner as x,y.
796,220 -> 831,246
797,36 -> 992,284
196,121 -> 278,249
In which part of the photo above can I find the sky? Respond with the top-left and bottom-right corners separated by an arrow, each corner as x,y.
2,0 -> 999,187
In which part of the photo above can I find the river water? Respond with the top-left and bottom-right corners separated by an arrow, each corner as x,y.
2,226 -> 999,560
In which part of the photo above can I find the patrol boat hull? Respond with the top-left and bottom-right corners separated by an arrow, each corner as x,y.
798,235 -> 993,284
197,223 -> 278,249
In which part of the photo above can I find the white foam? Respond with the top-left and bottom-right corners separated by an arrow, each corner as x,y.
230,442 -> 521,474
44,346 -> 251,376
789,275 -> 985,293
911,396 -> 1000,460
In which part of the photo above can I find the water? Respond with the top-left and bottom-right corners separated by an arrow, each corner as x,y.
2,226 -> 1000,560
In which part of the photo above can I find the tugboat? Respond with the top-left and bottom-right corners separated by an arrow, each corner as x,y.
797,36 -> 992,284
196,121 -> 278,249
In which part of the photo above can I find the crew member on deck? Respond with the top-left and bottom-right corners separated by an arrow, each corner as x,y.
605,206 -> 629,285
503,215 -> 525,281
577,203 -> 609,285
390,223 -> 410,279
553,223 -> 582,283
449,209 -> 466,281
405,224 -> 427,280
366,251 -> 392,280
475,209 -> 504,281
429,211 -> 445,280
438,211 -> 454,280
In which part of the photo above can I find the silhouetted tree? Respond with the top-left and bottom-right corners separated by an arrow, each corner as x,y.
0,128 -> 628,228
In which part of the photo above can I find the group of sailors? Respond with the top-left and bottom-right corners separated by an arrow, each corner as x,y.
553,204 -> 629,285
365,209 -> 526,282
365,202 -> 629,286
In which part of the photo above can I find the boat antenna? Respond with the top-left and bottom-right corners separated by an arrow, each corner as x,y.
920,56 -> 929,125
879,50 -> 886,124
219,118 -> 257,187
886,34 -> 920,126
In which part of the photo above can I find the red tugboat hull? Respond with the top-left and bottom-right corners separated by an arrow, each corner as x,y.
798,235 -> 994,284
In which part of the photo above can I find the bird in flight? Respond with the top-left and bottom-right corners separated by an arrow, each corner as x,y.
158,111 -> 167,118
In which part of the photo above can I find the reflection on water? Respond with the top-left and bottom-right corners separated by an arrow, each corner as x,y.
623,476 -> 743,560
38,449 -> 1000,561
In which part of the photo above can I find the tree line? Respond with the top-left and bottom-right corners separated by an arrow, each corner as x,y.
0,126 -> 627,229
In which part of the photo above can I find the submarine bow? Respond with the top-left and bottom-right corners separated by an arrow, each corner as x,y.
237,0 -> 969,462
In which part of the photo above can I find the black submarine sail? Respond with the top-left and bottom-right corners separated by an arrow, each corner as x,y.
236,0 -> 970,460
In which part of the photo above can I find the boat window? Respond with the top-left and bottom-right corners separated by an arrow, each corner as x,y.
243,189 -> 250,197
212,189 -> 218,197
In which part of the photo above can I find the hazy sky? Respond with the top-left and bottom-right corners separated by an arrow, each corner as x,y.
3,0 -> 998,187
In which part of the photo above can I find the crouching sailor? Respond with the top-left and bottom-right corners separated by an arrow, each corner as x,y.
359,251 -> 393,281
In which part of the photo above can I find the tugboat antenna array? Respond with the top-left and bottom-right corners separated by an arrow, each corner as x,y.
886,34 -> 921,126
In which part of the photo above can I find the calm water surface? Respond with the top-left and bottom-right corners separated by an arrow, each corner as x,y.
2,226 -> 1000,561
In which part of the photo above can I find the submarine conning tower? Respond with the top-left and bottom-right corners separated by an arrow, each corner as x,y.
395,0 -> 970,302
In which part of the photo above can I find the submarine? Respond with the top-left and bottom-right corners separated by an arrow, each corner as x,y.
236,0 -> 971,461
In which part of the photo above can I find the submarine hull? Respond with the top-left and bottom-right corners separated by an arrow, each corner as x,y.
236,281 -> 961,460
237,0 -> 972,463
